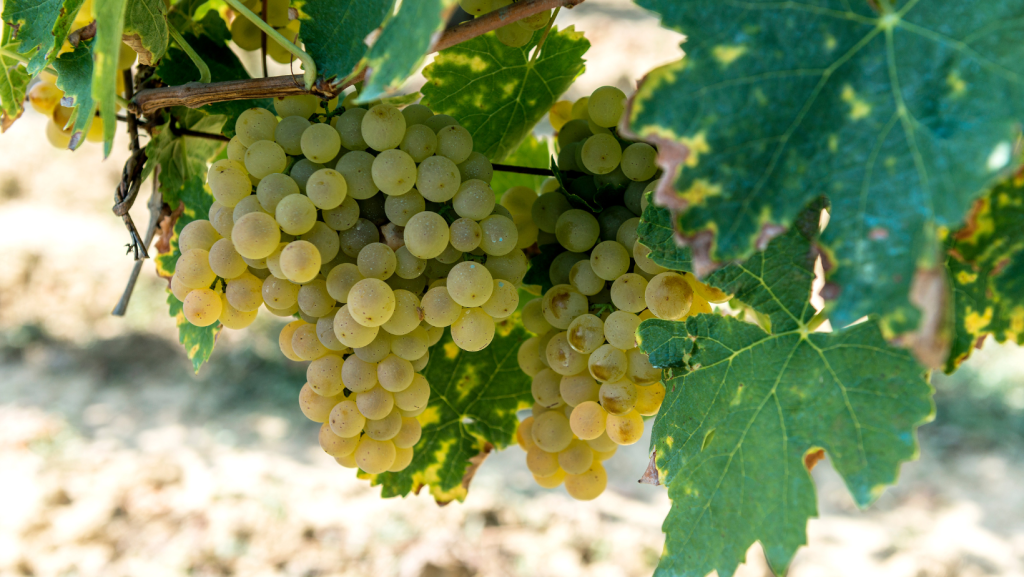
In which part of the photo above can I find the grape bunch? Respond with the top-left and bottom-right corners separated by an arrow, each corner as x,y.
510,85 -> 726,500
457,0 -> 554,47
229,0 -> 301,64
170,93 -> 535,476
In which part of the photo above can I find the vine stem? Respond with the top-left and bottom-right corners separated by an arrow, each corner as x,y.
131,0 -> 585,116
168,27 -> 211,83
223,0 -> 316,90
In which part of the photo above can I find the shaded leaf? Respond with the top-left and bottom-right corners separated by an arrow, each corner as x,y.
2,0 -> 85,73
298,0 -> 390,82
52,39 -> 96,144
123,0 -> 168,63
91,0 -> 127,157
638,198 -> 691,272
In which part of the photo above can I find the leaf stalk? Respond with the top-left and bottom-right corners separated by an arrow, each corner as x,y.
168,27 -> 212,84
223,0 -> 316,90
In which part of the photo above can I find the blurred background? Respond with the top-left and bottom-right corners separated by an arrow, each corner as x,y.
1,1 -> 1023,575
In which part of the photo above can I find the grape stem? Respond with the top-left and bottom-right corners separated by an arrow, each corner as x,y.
528,6 -> 560,64
223,0 -> 317,90
492,163 -> 554,176
131,0 -> 585,116
168,27 -> 212,84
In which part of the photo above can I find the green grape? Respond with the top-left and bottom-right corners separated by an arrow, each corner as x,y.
256,173 -> 299,214
294,321 -> 329,361
230,16 -> 262,50
263,0 -> 290,27
361,103 -> 406,151
555,142 -> 580,172
208,159 -> 251,208
300,123 -> 342,164
225,272 -> 264,311
517,337 -> 546,377
422,286 -> 462,327
316,310 -> 347,351
423,114 -> 459,133
481,279 -> 518,319
401,103 -> 434,126
478,214 -> 518,256
245,140 -> 287,179
328,399 -> 365,437
393,417 -> 422,448
416,155 -> 461,202
383,190 -> 424,226
412,350 -> 431,371
623,179 -> 648,216
645,272 -> 694,320
232,211 -> 281,259
208,238 -> 247,280
556,119 -> 592,148
274,193 -> 317,235
399,124 -> 438,162
589,345 -> 628,384
325,262 -> 363,302
590,240 -> 631,281
307,354 -> 345,396
354,330 -> 392,363
357,242 -> 397,280
500,186 -> 537,224
522,299 -> 552,335
333,107 -> 369,151
531,410 -> 573,453
452,179 -> 495,220
560,372 -> 599,408
447,261 -> 494,307
298,383 -> 341,423
610,273 -> 648,313
568,260 -> 604,296
279,240 -> 321,283
348,278 -> 396,327
588,86 -> 626,128
267,32 -> 296,64
604,310 -> 640,350
404,211 -> 450,259
635,380 -> 665,416
558,439 -> 594,476
451,307 -> 495,352
267,302 -> 300,317
183,288 -> 222,326
334,304 -> 379,348
364,408 -> 403,441
516,221 -> 539,250
300,222 -> 340,264
301,169 -> 346,211
598,205 -> 634,242
484,248 -> 528,285
341,355 -> 378,392
620,142 -> 658,181
616,216 -> 641,251
580,134 -> 622,175
548,251 -> 586,287
532,368 -> 564,408
566,314 -> 604,354
274,115 -> 310,155
320,423 -> 359,457
496,22 -> 533,47
519,9 -> 551,30
335,151 -> 379,199
377,354 -> 415,392
381,290 -> 422,335
339,218 -> 380,257
354,437 -> 396,474
627,347 -> 660,385
546,331 -> 589,376
531,192 -> 571,234
227,136 -> 248,163
179,220 -> 221,253
274,94 -> 318,118
262,275 -> 300,308
393,246 -> 426,280
371,149 -> 417,196
297,279 -> 334,317
541,284 -> 589,329
555,209 -> 600,252
459,0 -> 491,16
457,152 -> 493,184
564,462 -> 607,501
231,195 -> 268,223
390,325 -> 429,361
606,409 -> 643,445
323,196 -> 361,231
435,124 -> 474,164
633,240 -> 667,275
571,97 -> 590,119
356,194 -> 387,224
446,218 -> 478,253
434,244 -> 463,265
234,107 -> 278,146
289,159 -> 325,194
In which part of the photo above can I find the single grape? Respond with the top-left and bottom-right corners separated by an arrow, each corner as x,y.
447,261 -> 494,307
208,159 -> 251,207
384,190 -> 425,226
394,373 -> 430,413
527,446 -> 560,477
478,214 -> 518,256
459,0 -> 491,16
381,290 -> 422,335
451,307 -> 495,351
333,107 -> 369,151
289,159 -> 325,194
316,310 -> 347,351
449,218 -> 482,252
567,314 -> 604,354
28,81 -> 63,115
645,272 -> 694,320
323,196 -> 361,231
235,107 -> 278,146
274,94 -> 319,118
179,220 -> 222,253
541,284 -> 589,330
231,195 -> 268,223
569,401 -> 607,440
531,410 -> 573,453
453,179 -> 496,220
348,278 -> 396,327
208,238 -> 248,280
620,142 -> 658,181
307,354 -> 345,396
557,119 -> 592,148
546,332 -> 589,376
393,246 -> 426,280
532,368 -> 564,408
549,251 -> 588,287
297,279 -> 335,317
357,242 -> 397,280
555,209 -> 600,252
300,222 -> 341,264
298,383 -> 341,423
611,273 -> 649,313
341,355 -> 379,393
568,260 -> 605,296
377,354 -> 415,393
564,462 -> 607,501
244,140 -> 287,180
292,323 -> 329,361
484,249 -> 528,285
325,262 -> 364,302
255,172 -> 299,215
404,211 -> 450,259
354,437 -> 397,474
558,439 -> 594,475
371,149 -> 417,196
435,124 -> 474,164
227,136 -> 248,163
587,86 -> 627,128
334,304 -> 380,348
496,22 -> 533,47
274,115 -> 311,155
416,155 -> 461,202
183,288 -> 222,326
626,347 -> 660,385
361,103 -> 406,151
319,423 -> 359,457
434,244 -> 464,265
400,123 -> 438,162
635,381 -> 666,416
354,330 -> 392,363
580,134 -> 622,175
226,272 -> 264,311
273,194 -> 316,236
422,286 -> 463,327
175,249 -> 216,289
531,192 -> 571,234
304,168 -> 347,209
422,114 -> 459,133
335,150 -> 379,200
517,337 -> 546,377
533,468 -> 567,489
339,218 -> 380,258
590,240 -> 631,281
457,152 -> 494,183
604,311 -> 641,350
389,446 -> 414,472
364,407 -> 403,441
520,9 -> 552,30
521,299 -> 553,335
605,409 -> 644,445
393,417 -> 422,448
401,103 -> 434,126
328,399 -> 365,438
481,279 -> 519,319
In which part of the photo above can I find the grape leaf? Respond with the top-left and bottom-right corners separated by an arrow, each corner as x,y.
364,318 -> 532,503
628,0 -> 1024,336
298,0 -> 390,83
422,25 -> 589,161
122,0 -> 169,64
638,224 -> 934,577
0,35 -> 30,129
944,168 -> 1024,372
1,0 -> 85,74
638,200 -> 691,272
52,39 -> 97,146
91,0 -> 127,157
143,107 -> 226,208
357,0 -> 457,103
157,176 -> 221,373
490,133 -> 550,198
636,318 -> 691,369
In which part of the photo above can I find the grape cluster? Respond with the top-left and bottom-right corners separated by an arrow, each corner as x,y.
171,93 -> 537,476
511,86 -> 721,500
457,0 -> 554,47
229,0 -> 301,63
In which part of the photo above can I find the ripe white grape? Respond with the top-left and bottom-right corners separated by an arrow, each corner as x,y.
354,437 -> 396,474
326,262 -> 364,302
587,86 -> 626,128
517,416 -> 537,451
328,400 -> 365,437
599,379 -> 637,416
580,134 -> 622,175
447,261 -> 494,307
354,330 -> 392,363
393,416 -> 423,448
226,272 -> 264,311
394,373 -> 430,413
484,249 -> 529,285
208,202 -> 235,239
298,383 -> 341,423
319,423 -> 359,457
500,186 -> 537,224
244,140 -> 288,180
531,410 -> 573,453
381,290 -> 422,335
435,124 -> 473,164
520,8 -> 552,30
274,115 -> 310,155
620,142 -> 658,181
569,401 -> 607,440
316,310 -> 347,351
531,192 -> 570,234
449,218 -> 482,252
400,124 -> 438,162
339,218 -> 380,257
610,273 -> 649,313
170,274 -> 193,302
394,246 -> 426,280
401,103 -> 434,125
364,407 -> 403,441
645,272 -> 694,320
389,446 -> 414,472
404,211 -> 450,259
179,220 -> 222,253
566,314 -> 604,354
289,159 -> 325,194
176,249 -> 216,289
635,381 -> 666,416
567,260 -> 604,296
292,323 -> 329,361
235,108 -> 278,147
532,368 -> 564,408
481,279 -> 518,319
335,151 -> 379,199
603,310 -> 640,349
564,461 -> 607,501
334,107 -> 369,151
183,288 -> 222,326
255,172 -> 300,214
626,347 -> 660,385
208,160 -> 251,207
541,284 -> 588,330
555,209 -> 600,252
518,337 -> 546,377
589,345 -> 628,383
307,354 -> 345,396
361,103 -> 406,151
558,439 -> 594,475
435,244 -> 464,266
341,355 -> 379,392
262,275 -> 300,308
527,446 -> 560,477
371,149 -> 418,196
633,239 -> 668,275
231,195 -> 268,223
356,385 -> 395,420
275,193 -> 318,235
319,196 -> 358,231
560,372 -> 600,407
297,279 -> 335,317
274,94 -> 319,118
300,221 -> 341,263
451,307 -> 495,351
457,152 -> 493,183
377,354 -> 415,392
589,240 -> 630,281
383,189 -> 425,226
546,331 -> 589,376
347,278 -> 396,327
357,243 -> 397,280
522,299 -> 553,334
305,168 -> 348,209
478,214 -> 518,256
416,155 -> 461,202
452,179 -> 495,220
279,240 -> 322,283
422,286 -> 463,327
279,320 -> 305,361
605,409 -> 643,445
300,123 -> 342,163
459,0 -> 491,16
334,304 -> 379,348
423,114 -> 459,133
496,22 -> 533,47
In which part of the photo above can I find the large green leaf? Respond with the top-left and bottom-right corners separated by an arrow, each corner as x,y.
298,0 -> 390,82
0,33 -> 30,128
91,0 -> 127,157
944,169 -> 1024,372
638,200 -> 691,272
422,26 -> 589,161
143,107 -> 226,209
357,0 -> 456,103
490,133 -> 550,198
123,0 -> 169,63
629,0 -> 1024,336
52,39 -> 96,146
2,0 -> 85,74
364,319 -> 533,503
638,224 -> 934,577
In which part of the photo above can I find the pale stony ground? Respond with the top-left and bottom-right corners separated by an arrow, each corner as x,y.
1,1 -> 1024,576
